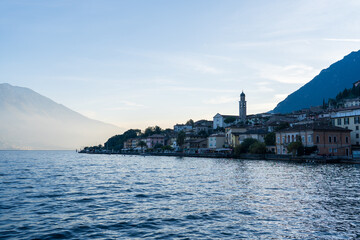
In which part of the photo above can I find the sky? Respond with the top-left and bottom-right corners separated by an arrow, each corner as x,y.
1,0 -> 360,131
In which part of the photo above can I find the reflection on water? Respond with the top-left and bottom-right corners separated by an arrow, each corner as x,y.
1,151 -> 360,239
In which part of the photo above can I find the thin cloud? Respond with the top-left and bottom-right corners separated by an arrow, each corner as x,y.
274,94 -> 289,101
158,86 -> 238,93
203,96 -> 238,105
323,38 -> 360,42
259,64 -> 319,84
105,101 -> 145,111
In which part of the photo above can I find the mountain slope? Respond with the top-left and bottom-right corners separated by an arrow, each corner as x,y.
0,83 -> 123,150
273,50 -> 360,113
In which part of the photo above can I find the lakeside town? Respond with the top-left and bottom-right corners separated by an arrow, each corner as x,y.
81,81 -> 360,162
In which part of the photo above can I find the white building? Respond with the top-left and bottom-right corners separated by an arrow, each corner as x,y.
174,124 -> 193,132
344,98 -> 360,108
213,113 -> 239,129
208,133 -> 226,149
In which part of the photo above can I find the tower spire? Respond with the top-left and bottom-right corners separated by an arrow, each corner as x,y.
239,91 -> 246,122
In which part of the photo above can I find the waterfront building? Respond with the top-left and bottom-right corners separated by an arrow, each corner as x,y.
331,108 -> 360,145
275,122 -> 351,156
238,128 -> 268,144
146,134 -> 166,149
174,124 -> 193,132
239,91 -> 246,122
213,113 -> 238,129
225,126 -> 247,147
123,138 -> 133,149
183,138 -> 208,150
194,120 -> 213,134
343,98 -> 360,108
208,133 -> 226,149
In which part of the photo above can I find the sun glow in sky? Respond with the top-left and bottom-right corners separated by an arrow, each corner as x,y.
1,0 -> 360,130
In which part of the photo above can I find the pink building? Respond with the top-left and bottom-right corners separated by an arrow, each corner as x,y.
146,134 -> 166,148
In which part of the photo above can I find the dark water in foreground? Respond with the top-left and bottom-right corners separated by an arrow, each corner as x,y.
1,151 -> 360,239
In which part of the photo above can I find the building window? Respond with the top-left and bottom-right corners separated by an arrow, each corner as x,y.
277,137 -> 280,143
357,134 -> 359,139
357,126 -> 359,130
282,136 -> 285,143
334,136 -> 337,143
316,135 -> 320,143
302,136 -> 305,143
308,135 -> 312,143
334,149 -> 337,153
357,142 -> 359,145
331,119 -> 335,126
328,136 -> 332,143
344,118 -> 350,125
346,136 -> 349,143
337,118 -> 342,125
329,148 -> 332,153
355,117 -> 360,124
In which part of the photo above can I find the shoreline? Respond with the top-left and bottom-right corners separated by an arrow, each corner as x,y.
78,151 -> 360,164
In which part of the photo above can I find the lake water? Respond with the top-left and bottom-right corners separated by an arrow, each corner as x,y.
1,151 -> 360,239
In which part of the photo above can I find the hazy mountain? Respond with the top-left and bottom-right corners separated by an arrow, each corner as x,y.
0,83 -> 123,150
273,50 -> 360,113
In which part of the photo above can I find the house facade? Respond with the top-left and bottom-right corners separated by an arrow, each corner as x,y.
238,129 -> 267,144
146,134 -> 166,148
275,123 -> 351,156
208,133 -> 226,149
174,124 -> 193,132
213,113 -> 239,129
331,108 -> 360,145
225,126 -> 247,147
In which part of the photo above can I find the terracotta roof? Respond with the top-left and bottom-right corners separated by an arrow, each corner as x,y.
277,122 -> 351,133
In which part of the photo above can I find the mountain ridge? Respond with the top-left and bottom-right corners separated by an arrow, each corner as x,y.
0,83 -> 123,150
273,50 -> 360,113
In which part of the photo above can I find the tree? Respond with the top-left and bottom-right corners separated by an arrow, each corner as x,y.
162,145 -> 174,151
264,132 -> 276,146
137,141 -> 147,152
143,127 -> 155,137
249,142 -> 266,154
275,122 -> 290,131
153,143 -> 163,149
224,116 -> 237,124
287,141 -> 304,156
154,126 -> 162,134
177,131 -> 186,148
104,129 -> 141,150
234,138 -> 258,155
186,119 -> 195,127
197,130 -> 209,138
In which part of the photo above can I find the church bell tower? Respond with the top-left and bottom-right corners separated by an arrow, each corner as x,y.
239,91 -> 246,122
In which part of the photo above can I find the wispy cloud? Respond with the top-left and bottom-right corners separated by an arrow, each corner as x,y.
255,81 -> 275,92
105,101 -> 145,111
203,96 -> 238,105
323,38 -> 360,42
223,39 -> 311,49
274,93 -> 288,101
259,64 -> 319,84
157,86 -> 238,93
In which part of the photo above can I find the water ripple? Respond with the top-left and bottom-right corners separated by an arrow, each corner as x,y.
1,151 -> 360,239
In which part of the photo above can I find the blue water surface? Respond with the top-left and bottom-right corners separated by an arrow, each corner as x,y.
1,151 -> 360,239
